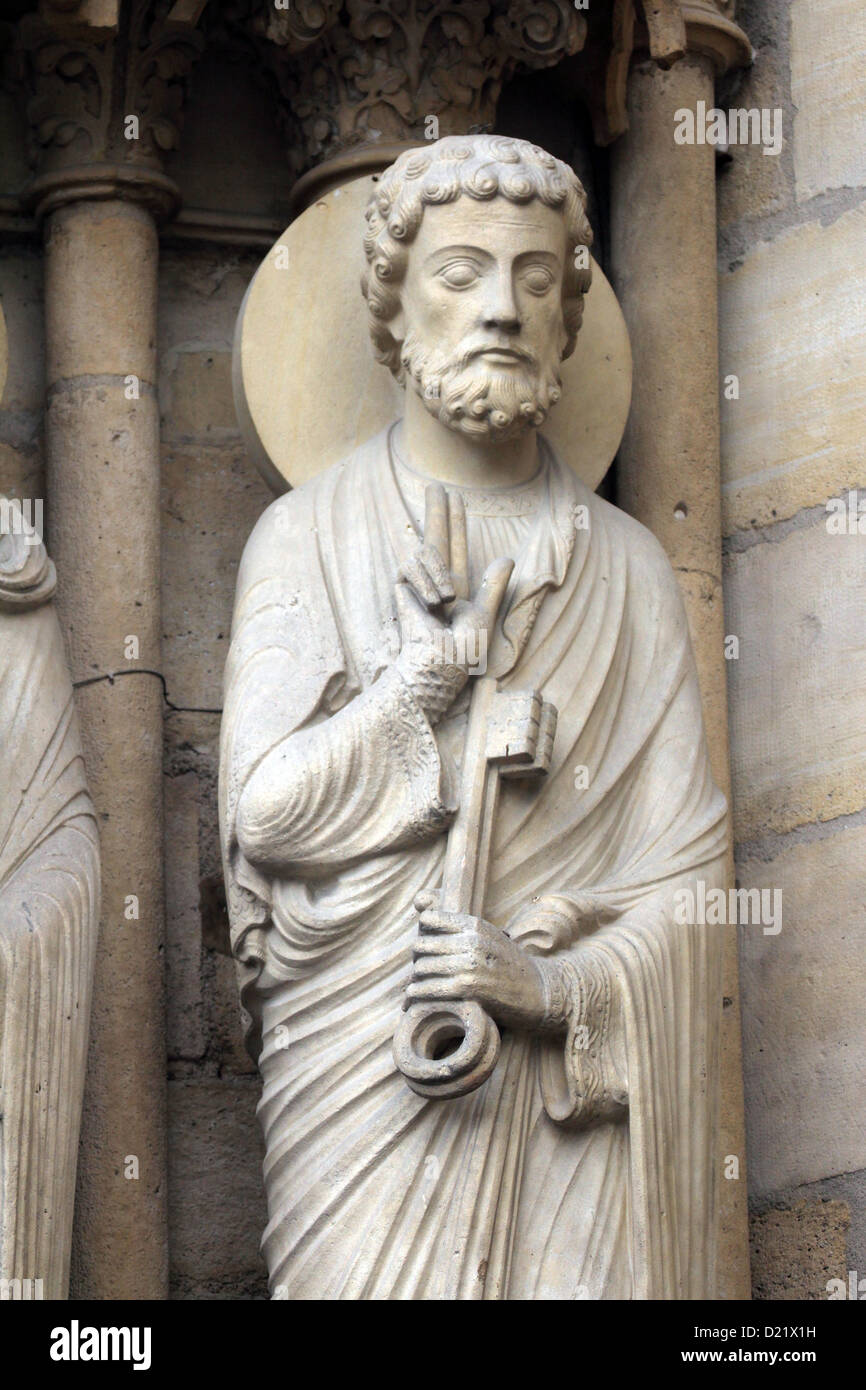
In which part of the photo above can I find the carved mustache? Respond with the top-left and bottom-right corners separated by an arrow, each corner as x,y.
457,343 -> 538,370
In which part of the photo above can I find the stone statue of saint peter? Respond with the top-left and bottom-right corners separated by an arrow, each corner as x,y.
220,135 -> 727,1300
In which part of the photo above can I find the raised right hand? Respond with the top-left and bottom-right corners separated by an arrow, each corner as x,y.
395,483 -> 513,718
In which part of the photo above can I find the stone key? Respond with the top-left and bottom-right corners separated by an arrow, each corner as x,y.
393,675 -> 557,1099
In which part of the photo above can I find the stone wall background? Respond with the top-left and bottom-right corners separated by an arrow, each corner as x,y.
159,245 -> 271,1299
1,0 -> 863,1301
717,0 -> 866,1299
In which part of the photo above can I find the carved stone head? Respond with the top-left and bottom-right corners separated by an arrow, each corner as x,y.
362,135 -> 593,441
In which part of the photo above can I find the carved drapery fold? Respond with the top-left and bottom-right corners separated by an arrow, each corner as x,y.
0,499 -> 100,1298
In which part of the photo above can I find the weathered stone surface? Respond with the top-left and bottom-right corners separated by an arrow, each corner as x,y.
45,196 -> 168,1302
167,1079 -> 268,1298
0,250 -> 44,413
158,248 -> 272,717
791,0 -> 866,202
69,672 -> 167,1300
0,442 -> 42,500
738,821 -> 866,1195
206,949 -> 259,1078
725,519 -> 866,841
45,203 -> 158,384
163,708 -> 256,1079
717,38 -> 791,230
0,251 -> 45,500
750,1200 -> 850,1300
749,1165 -> 866,1297
163,350 -> 237,439
611,56 -> 750,1298
165,771 -> 205,1062
720,203 -> 866,533
161,442 -> 271,711
158,249 -> 255,368
46,382 -> 161,676
612,58 -> 727,785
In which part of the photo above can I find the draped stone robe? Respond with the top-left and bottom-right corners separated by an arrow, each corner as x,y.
0,517 -> 99,1297
220,427 -> 728,1300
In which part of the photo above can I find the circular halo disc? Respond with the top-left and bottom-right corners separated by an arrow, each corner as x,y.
234,173 -> 632,494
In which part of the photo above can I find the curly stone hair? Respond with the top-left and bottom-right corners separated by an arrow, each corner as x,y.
361,134 -> 594,381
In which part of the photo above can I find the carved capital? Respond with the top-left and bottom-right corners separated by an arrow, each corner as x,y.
231,0 -> 586,180
13,0 -> 204,220
208,0 -> 750,190
257,0 -> 343,51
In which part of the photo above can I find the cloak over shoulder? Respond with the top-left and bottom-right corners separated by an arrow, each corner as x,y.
220,430 -> 728,1299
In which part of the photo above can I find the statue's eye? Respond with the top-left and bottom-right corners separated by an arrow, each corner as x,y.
521,266 -> 555,295
438,260 -> 480,288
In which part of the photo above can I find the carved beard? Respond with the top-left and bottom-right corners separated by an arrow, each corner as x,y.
400,329 -> 563,442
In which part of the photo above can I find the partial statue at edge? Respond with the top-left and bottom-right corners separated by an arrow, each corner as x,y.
0,503 -> 99,1298
220,135 -> 727,1300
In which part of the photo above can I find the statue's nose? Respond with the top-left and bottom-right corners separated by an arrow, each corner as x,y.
481,271 -> 521,332
482,309 -> 521,333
